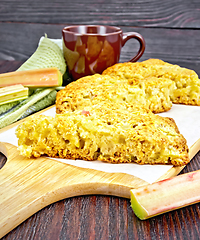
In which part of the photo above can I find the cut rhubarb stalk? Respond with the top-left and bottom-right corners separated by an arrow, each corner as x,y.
130,170 -> 200,220
0,67 -> 63,87
0,84 -> 29,105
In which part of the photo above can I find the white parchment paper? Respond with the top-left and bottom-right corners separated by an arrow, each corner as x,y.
0,104 -> 200,184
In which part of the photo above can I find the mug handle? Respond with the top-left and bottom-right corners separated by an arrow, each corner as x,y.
122,32 -> 145,62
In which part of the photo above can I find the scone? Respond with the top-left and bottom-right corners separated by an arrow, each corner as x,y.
102,59 -> 200,106
56,73 -> 175,114
16,103 -> 189,166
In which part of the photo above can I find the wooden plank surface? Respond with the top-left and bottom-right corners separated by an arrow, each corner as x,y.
0,142 -> 149,238
1,0 -> 200,239
0,0 -> 200,28
1,23 -> 200,77
0,61 -> 200,239
1,150 -> 200,239
0,125 -> 199,238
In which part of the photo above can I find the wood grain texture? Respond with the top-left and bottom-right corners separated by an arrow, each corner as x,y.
0,0 -> 200,237
0,0 -> 200,28
2,101 -> 200,238
0,23 -> 200,76
0,145 -> 198,239
0,54 -> 200,240
1,189 -> 200,239
0,142 -> 149,238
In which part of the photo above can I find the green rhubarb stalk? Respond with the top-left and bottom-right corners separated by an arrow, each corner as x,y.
0,88 -> 55,129
0,84 -> 29,105
19,89 -> 57,119
130,170 -> 200,220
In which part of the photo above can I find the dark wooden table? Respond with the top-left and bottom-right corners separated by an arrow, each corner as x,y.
1,0 -> 200,239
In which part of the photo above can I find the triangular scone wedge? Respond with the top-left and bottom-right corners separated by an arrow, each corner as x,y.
102,59 -> 200,106
16,103 -> 189,166
56,73 -> 175,114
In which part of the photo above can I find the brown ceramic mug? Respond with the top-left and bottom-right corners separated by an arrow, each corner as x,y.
62,25 -> 145,80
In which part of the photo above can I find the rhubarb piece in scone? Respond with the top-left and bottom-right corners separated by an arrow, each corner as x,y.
56,73 -> 175,114
16,103 -> 189,166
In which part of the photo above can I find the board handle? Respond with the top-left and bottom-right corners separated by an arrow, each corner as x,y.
189,138 -> 200,160
0,142 -> 148,238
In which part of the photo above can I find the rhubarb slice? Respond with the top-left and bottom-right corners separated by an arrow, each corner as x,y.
0,88 -> 55,129
130,170 -> 200,220
0,67 -> 63,88
0,84 -> 29,105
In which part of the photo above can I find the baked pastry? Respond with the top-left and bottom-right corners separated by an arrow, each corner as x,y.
102,59 -> 200,106
16,102 -> 189,166
16,59 -> 193,166
56,73 -> 175,114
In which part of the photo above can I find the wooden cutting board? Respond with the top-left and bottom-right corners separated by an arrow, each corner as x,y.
0,106 -> 199,238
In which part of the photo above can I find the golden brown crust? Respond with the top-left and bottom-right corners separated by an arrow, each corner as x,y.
16,103 -> 189,166
102,59 -> 200,106
56,73 -> 175,114
16,58 -> 194,166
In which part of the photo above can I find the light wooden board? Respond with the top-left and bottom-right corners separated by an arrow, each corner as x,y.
0,105 -> 199,238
